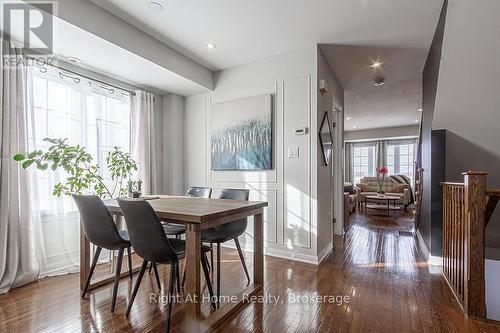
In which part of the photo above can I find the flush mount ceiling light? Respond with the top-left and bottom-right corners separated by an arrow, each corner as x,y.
67,56 -> 81,64
148,1 -> 165,12
206,42 -> 216,49
373,75 -> 385,87
418,108 -> 423,112
370,61 -> 383,69
346,116 -> 352,120
414,119 -> 420,123
352,125 -> 357,129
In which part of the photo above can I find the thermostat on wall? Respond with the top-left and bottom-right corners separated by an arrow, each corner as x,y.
295,127 -> 308,135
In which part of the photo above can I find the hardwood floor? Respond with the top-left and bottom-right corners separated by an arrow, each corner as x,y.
1,212 -> 500,332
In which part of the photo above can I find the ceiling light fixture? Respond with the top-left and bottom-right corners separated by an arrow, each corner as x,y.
373,75 -> 385,87
370,61 -> 383,69
346,117 -> 352,120
418,108 -> 423,112
414,120 -> 420,123
148,1 -> 165,12
352,125 -> 357,129
206,42 -> 216,49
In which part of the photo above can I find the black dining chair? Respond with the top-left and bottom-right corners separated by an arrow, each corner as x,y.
201,189 -> 251,303
72,194 -> 134,313
162,186 -> 212,238
117,198 -> 214,331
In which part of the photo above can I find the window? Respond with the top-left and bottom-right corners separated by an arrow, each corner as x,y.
353,144 -> 376,184
387,142 -> 415,183
26,66 -> 131,275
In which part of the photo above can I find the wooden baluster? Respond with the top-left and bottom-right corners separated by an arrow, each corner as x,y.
463,171 -> 487,318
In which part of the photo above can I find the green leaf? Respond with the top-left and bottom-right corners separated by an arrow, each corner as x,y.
22,159 -> 34,169
13,154 -> 25,161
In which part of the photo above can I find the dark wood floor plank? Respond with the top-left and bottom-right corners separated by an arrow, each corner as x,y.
2,210 -> 500,332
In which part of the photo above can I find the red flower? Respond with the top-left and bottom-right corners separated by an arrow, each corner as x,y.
377,167 -> 389,175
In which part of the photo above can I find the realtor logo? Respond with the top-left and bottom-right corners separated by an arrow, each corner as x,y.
2,1 -> 55,55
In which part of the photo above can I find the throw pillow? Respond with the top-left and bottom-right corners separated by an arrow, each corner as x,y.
357,183 -> 374,192
390,184 -> 407,193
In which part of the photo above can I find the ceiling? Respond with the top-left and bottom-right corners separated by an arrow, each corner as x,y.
90,0 -> 444,130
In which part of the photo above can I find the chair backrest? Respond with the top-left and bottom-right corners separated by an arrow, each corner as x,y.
186,186 -> 212,198
72,194 -> 124,250
117,198 -> 179,263
210,189 -> 250,240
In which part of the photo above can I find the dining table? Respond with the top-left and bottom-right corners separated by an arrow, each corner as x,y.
79,195 -> 268,332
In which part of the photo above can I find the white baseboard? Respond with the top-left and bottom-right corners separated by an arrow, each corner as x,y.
220,239 -> 324,265
416,229 -> 442,266
318,242 -> 333,264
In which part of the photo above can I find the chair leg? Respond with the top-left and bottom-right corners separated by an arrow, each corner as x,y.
111,248 -> 124,313
82,247 -> 102,298
182,262 -> 186,288
152,263 -> 161,290
201,252 -> 215,309
210,243 -> 214,272
166,262 -> 176,333
216,243 -> 221,304
126,260 -> 148,317
175,263 -> 181,293
148,262 -> 153,273
126,247 -> 133,280
234,238 -> 251,286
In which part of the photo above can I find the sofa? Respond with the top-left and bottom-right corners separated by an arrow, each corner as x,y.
355,176 -> 410,209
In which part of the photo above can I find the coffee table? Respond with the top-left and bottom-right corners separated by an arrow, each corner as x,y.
364,195 -> 400,215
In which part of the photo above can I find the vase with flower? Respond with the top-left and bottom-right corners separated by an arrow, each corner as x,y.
376,167 -> 389,196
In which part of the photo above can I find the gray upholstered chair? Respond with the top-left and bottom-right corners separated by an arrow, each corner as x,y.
117,198 -> 214,331
72,194 -> 133,313
202,189 -> 251,303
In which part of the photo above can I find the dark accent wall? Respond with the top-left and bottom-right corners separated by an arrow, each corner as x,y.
430,130 -> 446,256
420,0 -> 447,255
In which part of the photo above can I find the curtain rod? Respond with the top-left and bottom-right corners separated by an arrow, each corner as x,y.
30,58 -> 137,97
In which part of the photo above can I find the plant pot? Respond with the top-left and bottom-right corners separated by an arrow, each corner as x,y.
377,191 -> 385,197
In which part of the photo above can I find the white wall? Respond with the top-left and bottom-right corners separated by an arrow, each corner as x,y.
184,45 -> 337,264
316,47 -> 345,251
154,94 -> 185,195
345,125 -> 419,142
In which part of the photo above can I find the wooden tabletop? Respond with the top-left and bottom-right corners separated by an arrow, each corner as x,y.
104,195 -> 268,223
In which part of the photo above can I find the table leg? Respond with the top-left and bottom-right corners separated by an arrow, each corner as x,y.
254,212 -> 264,285
80,221 -> 90,291
184,224 -> 201,332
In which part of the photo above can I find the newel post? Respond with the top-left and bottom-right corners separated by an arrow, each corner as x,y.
463,170 -> 487,318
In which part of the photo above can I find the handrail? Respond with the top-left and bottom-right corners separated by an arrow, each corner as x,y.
485,189 -> 500,226
441,171 -> 487,318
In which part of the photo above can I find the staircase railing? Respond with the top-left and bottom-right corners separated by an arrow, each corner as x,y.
441,171 -> 500,319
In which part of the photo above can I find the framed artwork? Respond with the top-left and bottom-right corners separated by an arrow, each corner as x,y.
319,112 -> 333,166
211,94 -> 272,171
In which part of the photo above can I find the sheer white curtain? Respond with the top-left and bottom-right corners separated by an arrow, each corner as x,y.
131,91 -> 157,195
0,40 -> 40,293
26,66 -> 131,276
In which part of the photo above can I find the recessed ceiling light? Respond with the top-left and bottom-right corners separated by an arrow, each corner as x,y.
370,61 -> 383,69
67,56 -> 81,64
373,75 -> 385,87
206,42 -> 216,49
346,117 -> 352,120
414,120 -> 420,123
352,125 -> 357,129
417,108 -> 423,112
148,1 -> 165,12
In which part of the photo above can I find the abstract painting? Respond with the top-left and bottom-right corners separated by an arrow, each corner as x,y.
211,95 -> 272,171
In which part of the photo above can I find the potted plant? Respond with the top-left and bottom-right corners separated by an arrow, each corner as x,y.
13,138 -> 137,199
376,167 -> 389,196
